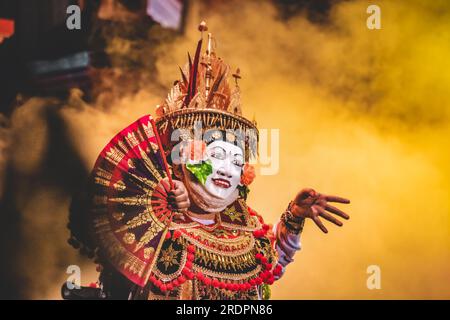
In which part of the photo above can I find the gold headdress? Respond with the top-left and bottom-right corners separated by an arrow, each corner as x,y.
155,22 -> 258,161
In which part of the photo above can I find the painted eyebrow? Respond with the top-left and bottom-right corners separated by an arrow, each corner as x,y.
211,146 -> 226,152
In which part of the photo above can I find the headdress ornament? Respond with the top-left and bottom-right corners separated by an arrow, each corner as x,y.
155,21 -> 258,161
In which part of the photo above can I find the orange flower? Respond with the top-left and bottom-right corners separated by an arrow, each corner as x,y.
240,164 -> 255,186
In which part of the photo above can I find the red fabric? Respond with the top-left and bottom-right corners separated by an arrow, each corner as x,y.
0,19 -> 14,37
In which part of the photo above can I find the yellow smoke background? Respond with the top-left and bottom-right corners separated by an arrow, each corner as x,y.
1,0 -> 449,299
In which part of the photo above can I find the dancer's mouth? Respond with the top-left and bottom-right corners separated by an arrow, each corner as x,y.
212,178 -> 231,188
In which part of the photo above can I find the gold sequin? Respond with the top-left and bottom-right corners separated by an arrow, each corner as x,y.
113,180 -> 126,191
112,212 -> 125,221
123,232 -> 135,244
144,247 -> 155,259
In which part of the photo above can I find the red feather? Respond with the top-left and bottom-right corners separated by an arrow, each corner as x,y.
190,39 -> 203,99
184,39 -> 203,107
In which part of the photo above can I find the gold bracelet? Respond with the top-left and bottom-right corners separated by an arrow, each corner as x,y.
281,215 -> 304,235
281,202 -> 305,235
286,201 -> 306,223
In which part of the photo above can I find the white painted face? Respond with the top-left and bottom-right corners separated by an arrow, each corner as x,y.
204,140 -> 244,199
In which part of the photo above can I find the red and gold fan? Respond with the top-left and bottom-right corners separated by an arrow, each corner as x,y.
89,115 -> 176,287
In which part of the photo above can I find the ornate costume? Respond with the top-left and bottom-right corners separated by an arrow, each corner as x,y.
65,23 -> 303,300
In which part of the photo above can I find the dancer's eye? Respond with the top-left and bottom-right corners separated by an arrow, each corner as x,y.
209,146 -> 226,160
233,155 -> 244,168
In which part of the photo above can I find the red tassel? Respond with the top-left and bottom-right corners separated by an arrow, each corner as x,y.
273,264 -> 283,276
178,275 -> 186,284
173,230 -> 182,239
265,276 -> 275,285
196,272 -> 204,281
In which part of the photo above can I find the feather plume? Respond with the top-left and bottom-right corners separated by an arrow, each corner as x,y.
206,67 -> 226,107
190,39 -> 203,99
179,66 -> 188,86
